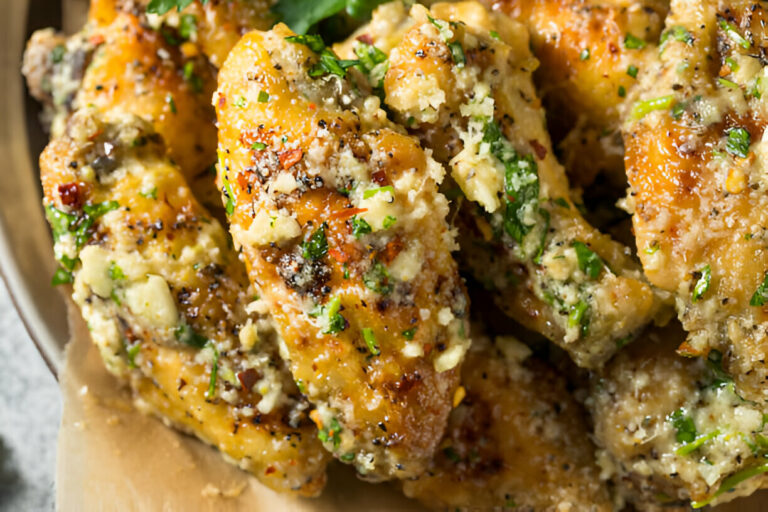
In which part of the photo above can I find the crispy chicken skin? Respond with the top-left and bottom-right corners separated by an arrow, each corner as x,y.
381,2 -> 657,368
403,334 -> 611,511
623,0 -> 768,400
38,110 -> 329,496
23,7 -> 218,200
114,0 -> 274,67
215,25 -> 470,479
591,323 -> 768,509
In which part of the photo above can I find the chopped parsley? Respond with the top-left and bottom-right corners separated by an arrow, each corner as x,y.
363,185 -> 394,199
489,30 -> 501,40
402,327 -> 417,340
251,141 -> 267,151
108,261 -> 125,281
725,127 -> 751,158
382,215 -> 397,229
302,223 -> 329,260
718,17 -> 750,50
568,300 -> 589,337
45,201 -> 119,250
234,96 -> 247,108
182,61 -> 203,93
140,186 -> 158,199
51,268 -> 74,286
126,342 -> 141,368
222,177 -> 236,216
483,119 -> 539,244
749,273 -> 768,306
630,95 -> 675,120
618,85 -> 626,97
691,264 -> 711,302
51,44 -> 65,64
363,262 -> 393,295
178,13 -> 197,40
204,341 -> 219,399
676,429 -> 719,456
351,216 -> 372,238
354,41 -> 389,92
311,296 -> 347,334
627,64 -> 639,78
257,91 -> 270,103
362,327 -> 380,356
448,41 -> 465,68
318,417 -> 342,448
623,33 -> 646,49
659,26 -> 694,53
573,241 -> 604,279
174,323 -> 208,349
669,408 -> 697,444
147,0 -> 207,15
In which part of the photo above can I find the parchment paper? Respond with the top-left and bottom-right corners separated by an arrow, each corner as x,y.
55,300 -> 425,511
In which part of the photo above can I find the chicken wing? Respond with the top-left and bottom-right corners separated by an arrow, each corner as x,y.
381,1 -> 657,367
39,109 -> 329,496
482,0 -> 668,186
23,8 -> 218,205
591,323 -> 768,509
622,0 -> 768,400
215,24 -> 470,479
402,333 -> 611,510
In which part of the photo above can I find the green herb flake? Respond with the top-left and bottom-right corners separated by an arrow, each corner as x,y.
726,127 -> 751,158
205,341 -> 219,399
630,95 -> 675,120
719,18 -> 751,50
489,30 -> 501,40
257,91 -> 270,103
448,41 -> 465,68
579,48 -> 590,61
659,25 -> 694,53
108,261 -> 126,281
691,264 -> 711,302
178,13 -> 197,40
402,327 -> 417,340
51,44 -> 66,64
322,296 -> 347,334
676,429 -> 720,456
251,141 -> 267,151
669,408 -> 697,444
351,215 -> 372,238
182,61 -> 203,93
382,215 -> 397,229
573,241 -> 604,279
147,0 -> 206,15
318,417 -> 342,448
671,101 -> 686,120
140,186 -> 158,199
750,273 -> 768,306
362,327 -> 380,356
126,343 -> 141,368
363,185 -> 394,199
51,267 -> 74,286
234,96 -> 247,108
618,85 -> 626,98
627,64 -> 639,78
302,223 -> 329,260
624,33 -> 646,50
222,177 -> 236,216
483,119 -> 539,243
363,262 -> 393,295
568,300 -> 589,337
174,323 -> 208,349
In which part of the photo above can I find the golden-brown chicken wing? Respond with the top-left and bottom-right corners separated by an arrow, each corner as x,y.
482,0 -> 668,186
591,323 -> 768,509
215,24 -> 471,480
381,2 -> 657,367
623,0 -> 768,401
39,109 -> 329,496
403,333 -> 611,510
23,8 -> 218,202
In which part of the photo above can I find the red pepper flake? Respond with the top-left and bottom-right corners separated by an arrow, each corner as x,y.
279,148 -> 303,169
357,34 -> 374,45
308,103 -> 317,110
329,207 -> 368,220
529,139 -> 548,160
329,248 -> 349,263
265,466 -> 276,475
58,183 -> 82,208
237,368 -> 259,390
89,34 -> 105,46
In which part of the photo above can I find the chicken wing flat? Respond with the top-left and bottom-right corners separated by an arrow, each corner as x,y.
402,333 -> 611,511
623,0 -> 768,400
39,109 -> 329,496
381,1 -> 657,367
215,24 -> 470,479
591,323 -> 768,509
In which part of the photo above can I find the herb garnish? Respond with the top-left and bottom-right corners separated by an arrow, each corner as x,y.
302,223 -> 329,260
